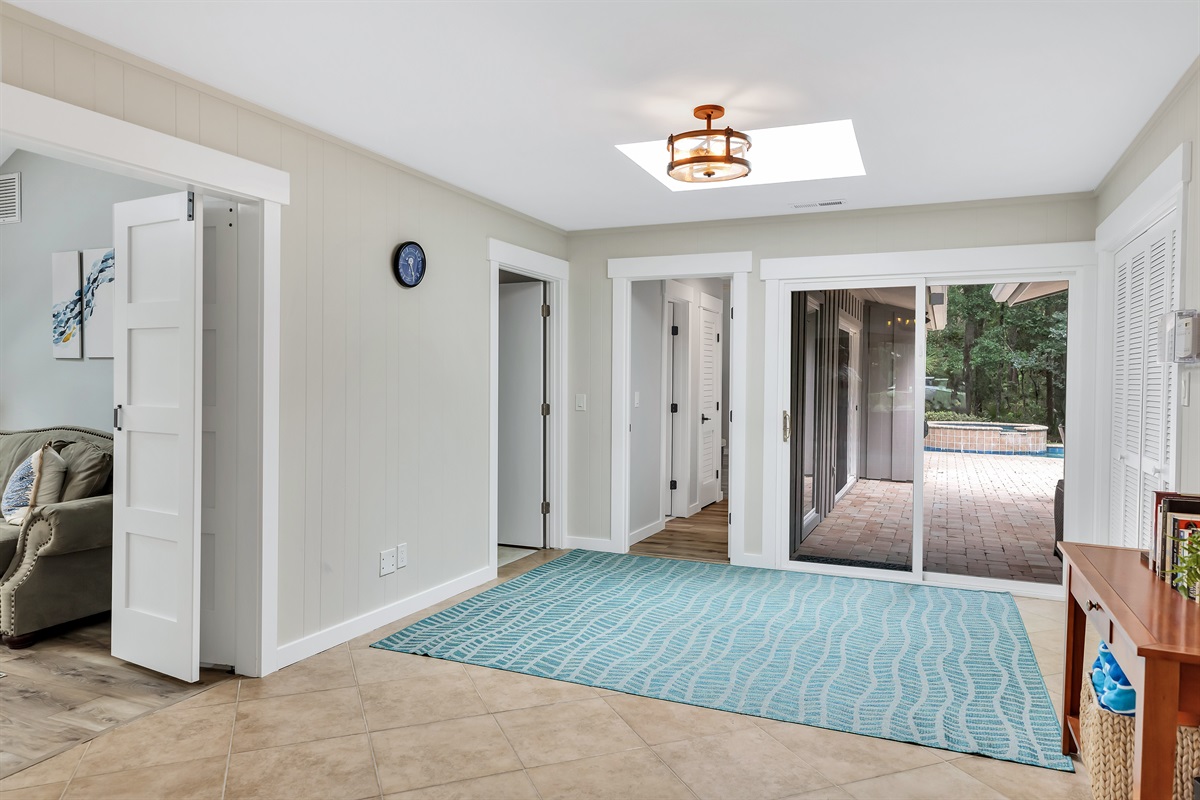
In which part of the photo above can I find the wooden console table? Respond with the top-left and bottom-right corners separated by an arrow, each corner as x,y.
1059,543 -> 1200,799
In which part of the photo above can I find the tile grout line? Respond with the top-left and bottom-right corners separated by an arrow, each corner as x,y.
460,662 -> 541,797
219,679 -> 241,800
56,739 -> 90,800
599,695 -> 702,800
751,718 -> 850,791
349,645 -> 386,799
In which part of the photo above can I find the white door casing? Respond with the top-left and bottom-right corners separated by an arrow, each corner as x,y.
697,292 -> 724,508
498,282 -> 545,548
111,191 -> 203,683
664,282 -> 693,518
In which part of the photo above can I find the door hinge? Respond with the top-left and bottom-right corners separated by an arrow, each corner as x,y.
670,403 -> 678,413
717,333 -> 720,343
671,325 -> 679,336
186,191 -> 194,221
113,404 -> 123,432
716,470 -> 720,479
541,501 -> 550,515
541,403 -> 550,416
541,304 -> 550,318
716,401 -> 720,411
669,479 -> 677,490
729,513 -> 732,524
730,307 -> 733,319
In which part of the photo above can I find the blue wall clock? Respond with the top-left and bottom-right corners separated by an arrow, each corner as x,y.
392,241 -> 426,288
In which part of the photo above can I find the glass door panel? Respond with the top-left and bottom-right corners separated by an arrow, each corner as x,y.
921,281 -> 1067,585
789,286 -> 917,573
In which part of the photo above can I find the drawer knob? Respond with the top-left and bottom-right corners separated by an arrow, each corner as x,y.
1087,600 -> 1102,612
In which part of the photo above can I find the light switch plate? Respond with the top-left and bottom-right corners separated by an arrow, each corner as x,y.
575,393 -> 587,411
379,547 -> 397,576
634,391 -> 640,408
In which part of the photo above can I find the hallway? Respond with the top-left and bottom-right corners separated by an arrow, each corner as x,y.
629,500 -> 729,564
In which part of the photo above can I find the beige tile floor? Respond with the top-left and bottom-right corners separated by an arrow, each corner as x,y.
0,550 -> 1094,800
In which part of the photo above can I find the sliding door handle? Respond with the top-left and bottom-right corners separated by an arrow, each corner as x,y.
782,410 -> 791,442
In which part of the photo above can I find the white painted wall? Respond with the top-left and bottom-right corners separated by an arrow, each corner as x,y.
0,148 -> 165,430
629,280 -> 663,536
1096,58 -> 1199,494
567,194 -> 1097,551
0,8 -> 567,653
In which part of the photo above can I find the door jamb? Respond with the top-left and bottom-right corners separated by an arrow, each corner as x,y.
488,240 -> 569,570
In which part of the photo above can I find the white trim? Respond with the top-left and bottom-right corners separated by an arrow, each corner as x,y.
488,239 -> 569,566
0,84 -> 289,204
760,241 -> 1096,281
564,535 -> 624,553
1096,143 -> 1191,250
489,239 -> 569,282
606,253 -> 749,566
274,565 -> 493,669
630,518 -> 666,546
609,251 -> 752,279
760,242 -> 1097,595
923,570 -> 1067,600
1,85 -> 288,678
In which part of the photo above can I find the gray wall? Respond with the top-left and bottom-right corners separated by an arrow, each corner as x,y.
629,280 -> 663,534
0,149 -> 166,430
0,7 -> 567,650
1096,59 -> 1199,493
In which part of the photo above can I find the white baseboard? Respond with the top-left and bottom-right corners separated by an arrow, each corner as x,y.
629,518 -> 665,545
731,552 -> 774,569
563,535 -> 625,554
273,564 -> 495,671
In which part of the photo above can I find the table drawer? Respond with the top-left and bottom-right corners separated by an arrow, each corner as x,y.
1069,564 -> 1113,645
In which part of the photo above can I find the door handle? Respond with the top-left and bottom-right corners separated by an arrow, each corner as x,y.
701,414 -> 711,423
782,410 -> 791,442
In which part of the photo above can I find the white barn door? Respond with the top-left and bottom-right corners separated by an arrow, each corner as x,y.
1109,212 -> 1180,549
111,192 -> 204,682
697,292 -> 724,508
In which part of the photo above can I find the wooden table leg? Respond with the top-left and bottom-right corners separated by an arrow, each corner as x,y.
1133,658 -> 1180,800
1062,574 -> 1086,755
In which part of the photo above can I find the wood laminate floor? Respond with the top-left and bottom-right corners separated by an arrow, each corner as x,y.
630,499 -> 729,564
0,618 -> 231,777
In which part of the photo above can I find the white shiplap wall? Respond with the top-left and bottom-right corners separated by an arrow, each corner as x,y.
0,7 -> 567,648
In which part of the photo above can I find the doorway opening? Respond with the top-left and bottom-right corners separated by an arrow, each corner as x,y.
626,278 -> 731,564
497,269 -> 547,566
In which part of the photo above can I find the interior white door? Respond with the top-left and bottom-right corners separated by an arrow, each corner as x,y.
697,293 -> 723,508
199,199 -> 237,667
111,191 -> 203,683
498,282 -> 545,547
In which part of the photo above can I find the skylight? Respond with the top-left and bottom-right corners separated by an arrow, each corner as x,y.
617,119 -> 865,192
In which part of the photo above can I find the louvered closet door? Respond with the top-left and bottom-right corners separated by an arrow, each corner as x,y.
1110,212 -> 1180,549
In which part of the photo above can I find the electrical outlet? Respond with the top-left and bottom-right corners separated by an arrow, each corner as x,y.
379,547 -> 397,576
397,543 -> 408,568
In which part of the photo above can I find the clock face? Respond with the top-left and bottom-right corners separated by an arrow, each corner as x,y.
392,241 -> 426,288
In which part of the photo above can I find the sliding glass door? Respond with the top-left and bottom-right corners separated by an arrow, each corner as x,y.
788,286 -> 916,572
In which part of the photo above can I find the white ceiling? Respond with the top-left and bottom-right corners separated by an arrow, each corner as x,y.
15,1 -> 1199,231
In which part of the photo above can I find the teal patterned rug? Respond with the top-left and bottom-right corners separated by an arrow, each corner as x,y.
373,550 -> 1071,771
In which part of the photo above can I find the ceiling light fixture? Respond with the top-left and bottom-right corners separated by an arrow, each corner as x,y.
667,105 -> 751,183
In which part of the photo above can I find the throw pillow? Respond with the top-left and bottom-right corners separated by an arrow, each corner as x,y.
56,441 -> 114,501
1,443 -> 68,525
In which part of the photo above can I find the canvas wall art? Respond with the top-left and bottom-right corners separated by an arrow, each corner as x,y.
82,247 -> 115,359
50,250 -> 82,359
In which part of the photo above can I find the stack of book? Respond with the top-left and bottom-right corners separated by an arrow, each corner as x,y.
1151,492 -> 1200,600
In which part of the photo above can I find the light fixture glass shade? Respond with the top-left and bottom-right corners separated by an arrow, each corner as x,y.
667,105 -> 751,183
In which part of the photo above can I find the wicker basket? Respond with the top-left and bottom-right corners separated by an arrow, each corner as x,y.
1079,676 -> 1200,800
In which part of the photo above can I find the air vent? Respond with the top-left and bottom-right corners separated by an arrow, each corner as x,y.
790,199 -> 845,210
0,173 -> 19,224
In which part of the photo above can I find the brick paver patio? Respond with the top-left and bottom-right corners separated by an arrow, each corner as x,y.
794,451 -> 1063,584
